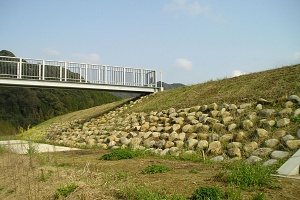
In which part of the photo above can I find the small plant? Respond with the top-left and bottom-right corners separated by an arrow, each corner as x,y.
118,184 -> 185,200
26,141 -> 39,155
189,186 -> 224,200
54,183 -> 78,199
142,165 -> 172,174
252,192 -> 266,200
99,149 -> 133,160
38,169 -> 53,182
226,161 -> 273,188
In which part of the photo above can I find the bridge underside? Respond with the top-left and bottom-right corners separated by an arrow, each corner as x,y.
0,79 -> 159,93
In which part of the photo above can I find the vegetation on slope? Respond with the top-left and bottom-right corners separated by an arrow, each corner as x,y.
128,64 -> 300,114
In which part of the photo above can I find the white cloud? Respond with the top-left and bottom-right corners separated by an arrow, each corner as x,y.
164,0 -> 210,16
44,49 -> 60,56
176,58 -> 193,70
232,70 -> 245,77
292,52 -> 300,62
72,53 -> 100,64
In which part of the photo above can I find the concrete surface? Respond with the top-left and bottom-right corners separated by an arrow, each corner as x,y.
0,140 -> 81,154
276,148 -> 300,177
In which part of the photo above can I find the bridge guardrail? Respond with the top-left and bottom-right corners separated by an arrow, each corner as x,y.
0,56 -> 158,89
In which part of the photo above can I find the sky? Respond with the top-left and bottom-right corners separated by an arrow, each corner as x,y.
1,0 -> 300,85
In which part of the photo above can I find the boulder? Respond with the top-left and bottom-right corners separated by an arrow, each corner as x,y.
210,155 -> 224,162
255,128 -> 269,139
271,150 -> 289,159
227,147 -> 241,158
288,95 -> 300,105
293,108 -> 300,117
234,131 -> 246,142
197,140 -> 208,150
242,120 -> 253,130
273,130 -> 286,138
263,159 -> 278,167
247,156 -> 262,164
208,141 -> 222,155
259,109 -> 275,117
286,140 -> 300,149
227,123 -> 237,132
187,139 -> 199,150
276,118 -> 290,127
219,134 -> 234,142
264,139 -> 279,148
243,142 -> 258,156
252,148 -> 273,157
174,140 -> 184,148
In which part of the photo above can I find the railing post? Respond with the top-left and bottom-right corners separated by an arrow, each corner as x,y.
60,64 -> 62,81
38,63 -> 42,80
104,65 -> 107,84
123,68 -> 126,85
64,62 -> 67,81
42,60 -> 45,80
141,69 -> 143,86
18,58 -> 22,79
85,64 -> 88,83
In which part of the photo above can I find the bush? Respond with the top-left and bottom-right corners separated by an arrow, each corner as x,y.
189,186 -> 224,200
100,149 -> 134,160
142,165 -> 172,174
54,183 -> 78,199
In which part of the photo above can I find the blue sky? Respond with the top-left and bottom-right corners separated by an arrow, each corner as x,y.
1,0 -> 300,84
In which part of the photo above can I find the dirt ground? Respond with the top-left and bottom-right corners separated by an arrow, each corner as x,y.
0,149 -> 299,200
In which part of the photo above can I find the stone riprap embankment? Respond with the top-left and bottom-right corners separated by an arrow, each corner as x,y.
45,94 -> 300,165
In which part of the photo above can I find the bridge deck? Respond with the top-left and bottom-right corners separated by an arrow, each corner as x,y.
0,56 -> 160,93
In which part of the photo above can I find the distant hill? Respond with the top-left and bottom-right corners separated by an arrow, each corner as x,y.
0,50 -> 122,135
157,81 -> 185,90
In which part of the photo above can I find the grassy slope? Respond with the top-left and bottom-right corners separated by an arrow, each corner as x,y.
18,99 -> 130,140
128,64 -> 300,113
18,64 -> 300,140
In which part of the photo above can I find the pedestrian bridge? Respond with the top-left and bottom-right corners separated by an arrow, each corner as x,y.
0,56 -> 161,93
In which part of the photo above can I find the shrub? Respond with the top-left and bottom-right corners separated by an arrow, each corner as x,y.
54,183 -> 78,199
189,186 -> 224,200
99,149 -> 133,160
142,165 -> 172,174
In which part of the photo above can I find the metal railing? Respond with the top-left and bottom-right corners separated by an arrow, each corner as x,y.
0,56 -> 158,88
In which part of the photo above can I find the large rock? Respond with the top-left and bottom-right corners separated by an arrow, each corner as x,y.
259,109 -> 275,117
197,140 -> 208,150
187,139 -> 198,150
264,139 -> 279,148
210,155 -> 224,162
271,150 -> 289,159
243,142 -> 258,156
242,120 -> 253,130
255,128 -> 269,139
276,118 -> 290,127
130,137 -> 142,149
208,141 -> 222,155
234,131 -> 246,142
288,95 -> 300,105
247,156 -> 262,164
286,140 -> 300,149
293,108 -> 300,117
227,147 -> 241,158
219,134 -> 234,142
263,159 -> 278,166
252,148 -> 273,157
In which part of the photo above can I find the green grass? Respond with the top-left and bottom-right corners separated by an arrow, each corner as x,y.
189,186 -> 224,200
118,185 -> 186,200
142,165 -> 172,174
224,161 -> 274,188
100,149 -> 134,160
54,182 -> 78,199
127,64 -> 300,114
